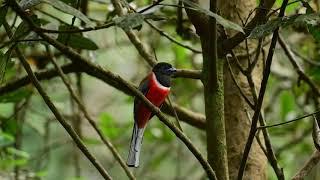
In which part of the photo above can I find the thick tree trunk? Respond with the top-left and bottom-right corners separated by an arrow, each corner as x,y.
185,0 -> 268,179
219,1 -> 268,179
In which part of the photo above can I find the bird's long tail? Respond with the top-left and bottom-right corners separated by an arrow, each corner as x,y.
127,123 -> 145,167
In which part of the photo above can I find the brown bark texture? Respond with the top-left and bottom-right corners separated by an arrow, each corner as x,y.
219,0 -> 268,179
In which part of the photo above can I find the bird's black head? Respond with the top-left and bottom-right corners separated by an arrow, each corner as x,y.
152,62 -> 176,87
152,62 -> 177,76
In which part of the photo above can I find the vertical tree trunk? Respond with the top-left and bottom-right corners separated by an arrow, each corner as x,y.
185,0 -> 268,179
219,1 -> 268,179
202,0 -> 229,177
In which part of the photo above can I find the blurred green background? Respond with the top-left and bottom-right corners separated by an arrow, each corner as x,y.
0,0 -> 320,179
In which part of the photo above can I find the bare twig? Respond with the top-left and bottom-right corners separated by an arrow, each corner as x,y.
146,21 -> 202,54
0,63 -> 206,129
237,1 -> 288,179
278,35 -> 320,97
292,151 -> 320,180
258,110 -> 320,129
8,2 -> 215,178
244,41 -> 284,179
45,46 -> 136,180
219,0 -> 276,57
2,20 -> 113,180
226,56 -> 254,108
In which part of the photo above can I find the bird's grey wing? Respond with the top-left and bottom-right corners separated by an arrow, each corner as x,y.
134,76 -> 150,122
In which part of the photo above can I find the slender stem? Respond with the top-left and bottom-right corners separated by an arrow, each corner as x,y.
237,1 -> 288,179
258,110 -> 320,129
2,20 -> 113,180
0,63 -> 206,129
278,35 -> 320,97
45,46 -> 136,180
292,151 -> 320,180
8,1 -> 216,178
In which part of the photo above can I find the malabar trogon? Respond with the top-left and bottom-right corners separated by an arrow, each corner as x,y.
127,62 -> 177,167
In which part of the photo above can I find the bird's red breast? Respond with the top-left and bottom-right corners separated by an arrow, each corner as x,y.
136,73 -> 170,128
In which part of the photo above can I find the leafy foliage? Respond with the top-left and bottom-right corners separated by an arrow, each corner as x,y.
56,25 -> 98,50
180,0 -> 244,33
0,88 -> 32,103
114,13 -> 145,31
249,13 -> 320,38
0,0 -> 320,179
0,5 -> 8,28
0,132 -> 14,147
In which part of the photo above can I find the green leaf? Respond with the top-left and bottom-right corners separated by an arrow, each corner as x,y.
249,13 -> 320,39
308,65 -> 320,82
0,132 -> 14,147
0,49 -> 12,83
13,15 -> 41,40
13,19 -> 31,39
42,0 -> 94,27
180,0 -> 244,33
57,26 -> 98,50
114,13 -> 145,31
0,87 -> 32,103
0,5 -> 8,28
294,14 -> 320,26
249,17 -> 288,39
58,34 -> 98,50
1,119 -> 17,139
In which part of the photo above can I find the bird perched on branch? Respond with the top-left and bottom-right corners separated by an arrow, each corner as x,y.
127,62 -> 177,167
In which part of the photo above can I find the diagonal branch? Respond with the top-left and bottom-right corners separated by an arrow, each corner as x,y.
278,35 -> 320,97
292,151 -> 320,180
237,1 -> 288,179
2,20 -> 113,180
45,46 -> 136,180
0,63 -> 206,129
7,1 -> 215,178
219,0 -> 276,57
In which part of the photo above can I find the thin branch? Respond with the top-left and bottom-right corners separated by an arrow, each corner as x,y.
226,56 -> 254,108
110,0 -> 156,66
45,46 -> 136,180
237,1 -> 288,179
37,21 -> 115,34
219,0 -> 276,57
244,46 -> 284,179
230,51 -> 246,75
292,151 -> 320,180
258,110 -> 320,129
2,19 -> 113,180
278,35 -> 320,97
137,0 -> 164,14
0,63 -> 206,129
291,48 -> 320,66
146,21 -> 202,54
8,2 -> 215,178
